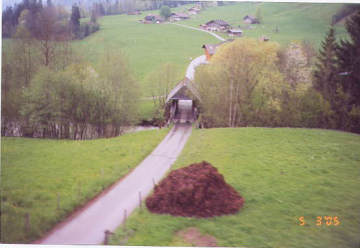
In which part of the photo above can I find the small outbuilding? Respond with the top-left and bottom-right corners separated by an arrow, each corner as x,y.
144,14 -> 156,21
202,40 -> 234,60
260,35 -> 270,42
169,12 -> 190,22
243,15 -> 260,24
228,29 -> 243,37
144,14 -> 164,24
188,6 -> 201,14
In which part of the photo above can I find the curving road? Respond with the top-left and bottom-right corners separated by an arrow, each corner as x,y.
37,123 -> 192,245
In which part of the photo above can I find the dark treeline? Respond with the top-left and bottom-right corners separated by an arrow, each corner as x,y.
2,0 -> 205,39
314,11 -> 360,133
331,4 -> 360,25
2,0 -> 99,40
195,10 -> 360,134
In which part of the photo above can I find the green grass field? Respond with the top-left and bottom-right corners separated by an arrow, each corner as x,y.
74,14 -> 218,95
0,128 -> 169,243
180,2 -> 348,47
109,128 -> 360,248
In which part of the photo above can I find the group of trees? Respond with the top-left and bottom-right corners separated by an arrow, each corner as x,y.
314,10 -> 360,133
195,10 -> 360,133
2,0 -> 99,40
2,23 -> 139,139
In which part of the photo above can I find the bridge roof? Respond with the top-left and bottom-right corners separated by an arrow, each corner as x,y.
166,77 -> 201,103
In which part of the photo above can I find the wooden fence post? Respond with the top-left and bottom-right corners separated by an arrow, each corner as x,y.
24,212 -> 30,233
57,193 -> 60,211
101,168 -> 104,190
123,209 -> 127,231
78,183 -> 82,200
104,230 -> 113,245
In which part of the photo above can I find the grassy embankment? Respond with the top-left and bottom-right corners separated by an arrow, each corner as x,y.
181,2 -> 348,47
1,128 -> 169,243
110,128 -> 360,248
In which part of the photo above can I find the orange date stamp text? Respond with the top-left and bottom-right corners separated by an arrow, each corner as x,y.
298,216 -> 340,226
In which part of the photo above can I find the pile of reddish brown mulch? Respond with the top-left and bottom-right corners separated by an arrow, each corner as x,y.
146,161 -> 244,217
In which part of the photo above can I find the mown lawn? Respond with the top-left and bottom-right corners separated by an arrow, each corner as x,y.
110,128 -> 360,248
0,128 -> 169,243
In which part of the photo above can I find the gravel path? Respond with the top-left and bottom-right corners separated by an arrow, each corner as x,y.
37,123 -> 192,245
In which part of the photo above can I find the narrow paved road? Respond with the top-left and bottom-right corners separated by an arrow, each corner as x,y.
186,55 -> 208,81
38,123 -> 192,245
171,23 -> 226,42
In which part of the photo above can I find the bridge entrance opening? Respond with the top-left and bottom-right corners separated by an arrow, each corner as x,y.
173,100 -> 194,123
166,78 -> 200,124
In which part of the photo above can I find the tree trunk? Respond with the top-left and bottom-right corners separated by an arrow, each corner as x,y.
228,79 -> 233,127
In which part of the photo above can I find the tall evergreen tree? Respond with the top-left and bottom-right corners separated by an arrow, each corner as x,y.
336,10 -> 360,106
70,4 -> 80,36
313,26 -> 339,101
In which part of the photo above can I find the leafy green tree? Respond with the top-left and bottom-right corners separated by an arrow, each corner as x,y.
97,51 -> 140,136
22,67 -> 63,138
282,42 -> 312,89
160,5 -> 171,19
147,63 -> 179,123
195,38 -> 285,127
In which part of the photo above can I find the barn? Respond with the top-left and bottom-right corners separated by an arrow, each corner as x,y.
204,20 -> 231,31
228,29 -> 243,37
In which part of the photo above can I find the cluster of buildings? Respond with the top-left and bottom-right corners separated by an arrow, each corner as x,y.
140,5 -> 201,24
138,7 -> 267,40
199,15 -> 261,37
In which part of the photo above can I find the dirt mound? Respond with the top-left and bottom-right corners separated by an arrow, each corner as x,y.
146,161 -> 244,217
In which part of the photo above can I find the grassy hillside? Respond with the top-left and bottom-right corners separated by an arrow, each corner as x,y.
110,128 -> 360,248
1,128 -> 169,243
74,14 -> 219,96
181,2 -> 348,46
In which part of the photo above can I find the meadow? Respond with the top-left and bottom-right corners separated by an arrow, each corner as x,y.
110,128 -> 360,248
180,2 -> 348,46
74,13 -> 218,96
0,128 -> 169,243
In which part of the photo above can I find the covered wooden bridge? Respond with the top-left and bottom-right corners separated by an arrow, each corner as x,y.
166,77 -> 201,124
